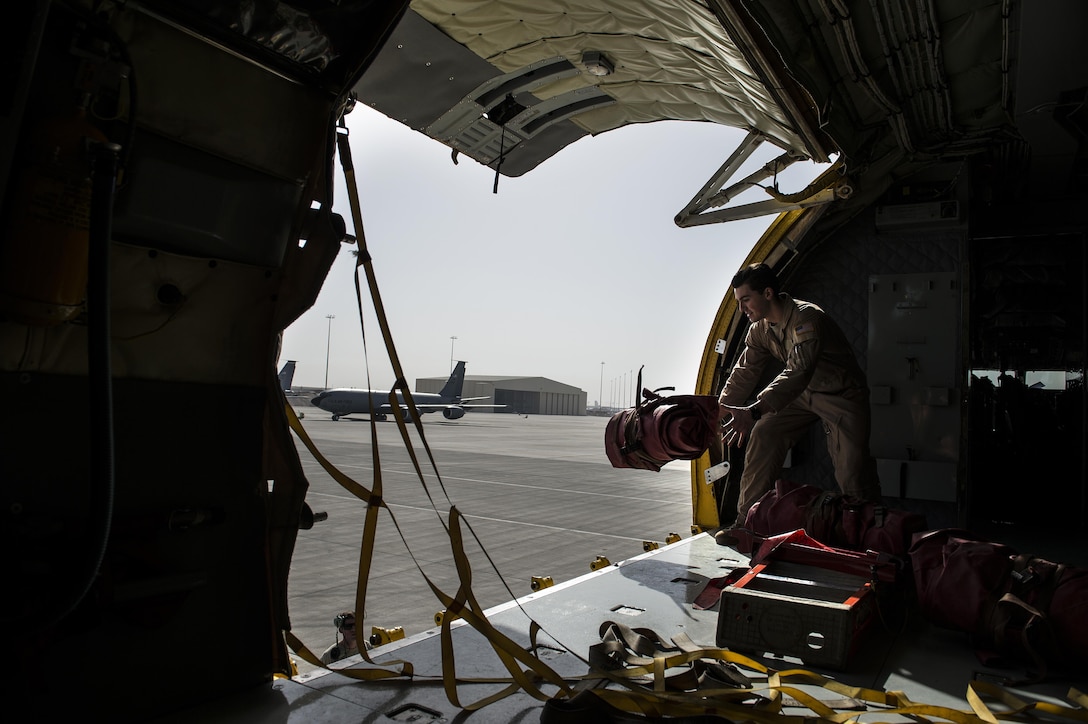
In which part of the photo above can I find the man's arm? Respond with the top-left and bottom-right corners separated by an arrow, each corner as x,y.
718,327 -> 773,448
718,328 -> 772,407
720,314 -> 824,447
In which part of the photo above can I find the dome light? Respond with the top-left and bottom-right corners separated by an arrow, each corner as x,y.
582,51 -> 614,77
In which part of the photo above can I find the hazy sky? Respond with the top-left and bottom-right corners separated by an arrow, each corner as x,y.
280,105 -> 823,405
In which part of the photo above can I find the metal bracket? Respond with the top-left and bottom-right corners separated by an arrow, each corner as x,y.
704,461 -> 731,485
674,130 -> 846,227
530,575 -> 554,591
368,626 -> 405,647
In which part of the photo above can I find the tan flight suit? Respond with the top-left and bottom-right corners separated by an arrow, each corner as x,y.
719,295 -> 881,519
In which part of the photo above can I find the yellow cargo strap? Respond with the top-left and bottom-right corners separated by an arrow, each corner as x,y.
967,681 -> 1088,723
286,401 -> 576,704
570,621 -> 1088,724
281,114 -> 582,704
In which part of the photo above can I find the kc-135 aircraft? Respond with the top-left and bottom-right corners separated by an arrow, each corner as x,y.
310,361 -> 503,420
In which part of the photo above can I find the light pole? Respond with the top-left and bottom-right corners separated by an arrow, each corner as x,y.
599,362 -> 604,411
324,314 -> 335,390
450,335 -> 458,372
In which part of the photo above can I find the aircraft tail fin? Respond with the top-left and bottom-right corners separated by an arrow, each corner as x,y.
278,360 -> 297,392
440,360 -> 467,399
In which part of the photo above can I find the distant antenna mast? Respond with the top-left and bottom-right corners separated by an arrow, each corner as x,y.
324,314 -> 335,389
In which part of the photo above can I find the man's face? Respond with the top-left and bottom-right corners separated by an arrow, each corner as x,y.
734,283 -> 773,323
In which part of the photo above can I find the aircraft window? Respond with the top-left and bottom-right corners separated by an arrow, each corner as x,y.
970,369 -> 1081,390
1024,370 -> 1076,390
970,369 -> 1001,385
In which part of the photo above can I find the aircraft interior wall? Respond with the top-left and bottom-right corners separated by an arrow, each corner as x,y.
1,4 -> 346,717
715,157 -> 1087,533
1,376 -> 274,716
772,204 -> 966,530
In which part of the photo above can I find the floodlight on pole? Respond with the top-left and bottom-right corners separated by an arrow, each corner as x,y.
324,314 -> 335,390
600,362 -> 604,410
450,336 -> 458,372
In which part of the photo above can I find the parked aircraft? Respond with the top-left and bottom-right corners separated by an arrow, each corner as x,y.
310,361 -> 502,420
278,360 -> 297,394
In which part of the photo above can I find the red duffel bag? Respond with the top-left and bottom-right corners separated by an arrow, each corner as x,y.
909,528 -> 1088,678
740,479 -> 927,558
605,387 -> 721,472
740,479 -> 837,549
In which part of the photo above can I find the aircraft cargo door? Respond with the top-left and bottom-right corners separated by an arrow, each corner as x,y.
867,273 -> 962,505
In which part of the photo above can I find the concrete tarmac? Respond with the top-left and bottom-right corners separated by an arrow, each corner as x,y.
284,406 -> 697,674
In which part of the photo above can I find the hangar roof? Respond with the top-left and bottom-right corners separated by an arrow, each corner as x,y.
419,374 -> 583,395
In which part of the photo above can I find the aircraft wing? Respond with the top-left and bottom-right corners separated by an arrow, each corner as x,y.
413,403 -> 506,411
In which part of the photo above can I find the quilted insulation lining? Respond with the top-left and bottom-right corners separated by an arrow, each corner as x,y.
411,0 -> 808,153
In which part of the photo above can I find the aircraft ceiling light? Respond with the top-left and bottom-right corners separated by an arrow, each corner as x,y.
582,50 -> 614,77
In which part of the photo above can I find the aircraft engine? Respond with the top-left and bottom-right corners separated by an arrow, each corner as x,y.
443,407 -> 466,420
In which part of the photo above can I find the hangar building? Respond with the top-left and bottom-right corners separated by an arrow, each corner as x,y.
416,372 -> 587,416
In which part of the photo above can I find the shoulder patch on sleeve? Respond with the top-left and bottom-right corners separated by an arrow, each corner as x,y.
792,317 -> 819,344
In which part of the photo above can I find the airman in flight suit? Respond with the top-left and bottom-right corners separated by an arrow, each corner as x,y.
717,263 -> 881,541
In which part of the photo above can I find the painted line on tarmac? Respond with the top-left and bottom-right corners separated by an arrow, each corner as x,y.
301,462 -> 685,506
304,490 -> 667,543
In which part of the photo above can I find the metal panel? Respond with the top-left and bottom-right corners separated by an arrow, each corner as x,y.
867,273 -> 961,502
876,458 -> 958,502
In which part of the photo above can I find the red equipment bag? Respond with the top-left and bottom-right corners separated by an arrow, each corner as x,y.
909,529 -> 1088,678
605,379 -> 721,472
740,479 -> 927,557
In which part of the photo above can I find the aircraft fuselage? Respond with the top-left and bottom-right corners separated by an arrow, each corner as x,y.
311,389 -> 457,417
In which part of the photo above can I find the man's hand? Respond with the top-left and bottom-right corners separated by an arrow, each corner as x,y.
720,404 -> 759,448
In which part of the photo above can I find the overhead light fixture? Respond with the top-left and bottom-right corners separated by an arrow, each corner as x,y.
582,50 -> 614,77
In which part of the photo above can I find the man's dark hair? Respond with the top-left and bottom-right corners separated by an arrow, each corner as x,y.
731,263 -> 780,295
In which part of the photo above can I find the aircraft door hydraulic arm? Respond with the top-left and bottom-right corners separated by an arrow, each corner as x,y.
673,130 -> 851,227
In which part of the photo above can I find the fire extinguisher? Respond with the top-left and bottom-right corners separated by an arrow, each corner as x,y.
0,92 -> 109,326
